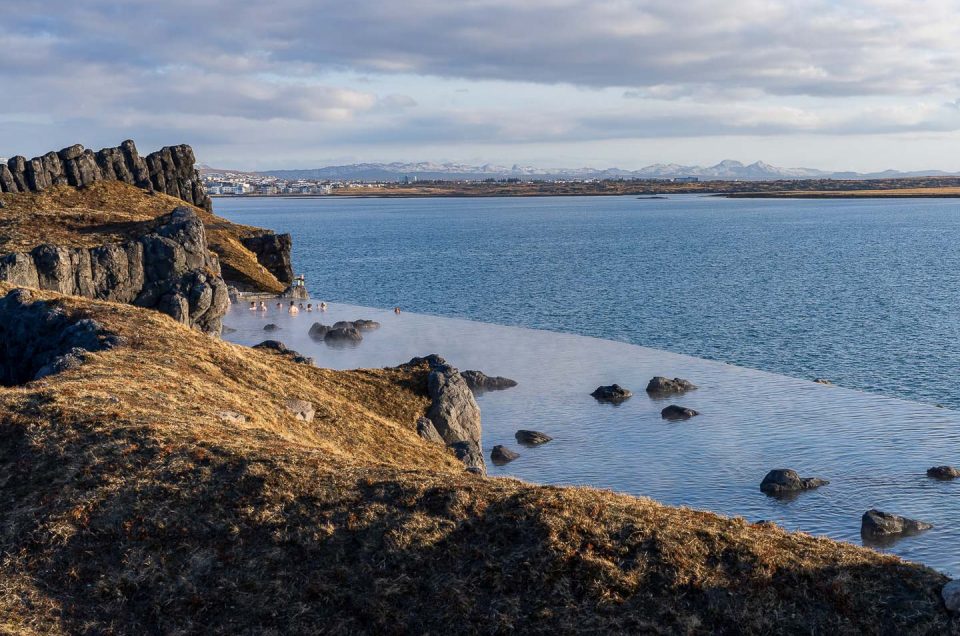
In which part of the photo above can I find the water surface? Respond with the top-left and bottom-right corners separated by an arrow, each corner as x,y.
224,302 -> 960,576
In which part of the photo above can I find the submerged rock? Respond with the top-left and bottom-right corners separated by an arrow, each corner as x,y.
263,323 -> 280,331
861,509 -> 933,539
352,319 -> 380,330
927,465 -> 960,480
308,322 -> 329,339
661,405 -> 699,420
760,469 -> 829,495
515,430 -> 552,446
645,376 -> 697,394
814,378 -> 833,385
324,326 -> 362,343
490,445 -> 520,465
591,384 -> 632,403
461,370 -> 518,393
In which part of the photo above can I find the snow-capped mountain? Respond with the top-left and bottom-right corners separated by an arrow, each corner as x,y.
253,160 -> 956,182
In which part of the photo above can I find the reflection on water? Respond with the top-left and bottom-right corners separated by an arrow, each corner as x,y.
224,300 -> 960,576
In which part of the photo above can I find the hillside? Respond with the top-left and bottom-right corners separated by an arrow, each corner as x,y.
0,181 -> 286,294
0,283 -> 955,634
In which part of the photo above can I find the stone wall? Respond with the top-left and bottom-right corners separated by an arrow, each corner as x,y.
0,140 -> 212,211
0,207 -> 228,334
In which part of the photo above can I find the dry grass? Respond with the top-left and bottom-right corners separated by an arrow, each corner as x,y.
0,182 -> 286,293
0,284 -> 955,634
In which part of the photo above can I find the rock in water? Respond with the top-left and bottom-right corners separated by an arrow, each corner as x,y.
943,580 -> 960,614
760,469 -> 829,495
324,326 -> 362,343
591,384 -> 632,402
461,370 -> 518,392
515,430 -> 552,446
308,323 -> 329,339
263,323 -> 280,331
352,319 -> 380,330
661,405 -> 699,420
861,510 -> 933,539
490,445 -> 520,465
645,376 -> 697,394
814,378 -> 832,385
927,465 -> 960,480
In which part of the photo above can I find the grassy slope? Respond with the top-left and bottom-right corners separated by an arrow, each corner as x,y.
0,286 -> 955,634
0,182 -> 286,293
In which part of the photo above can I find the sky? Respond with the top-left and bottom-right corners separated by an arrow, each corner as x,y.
3,0 -> 960,171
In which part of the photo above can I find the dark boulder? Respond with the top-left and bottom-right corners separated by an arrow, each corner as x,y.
490,445 -> 520,465
591,384 -> 632,403
239,232 -> 294,284
461,370 -> 518,393
308,322 -> 329,339
253,340 -> 314,365
861,509 -> 933,539
263,323 -> 280,332
352,319 -> 380,330
927,465 -> 960,480
324,326 -> 362,343
449,440 -> 485,475
515,430 -> 552,446
661,405 -> 699,420
646,376 -> 697,394
760,469 -> 829,495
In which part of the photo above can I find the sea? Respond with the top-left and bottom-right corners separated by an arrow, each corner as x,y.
218,194 -> 960,575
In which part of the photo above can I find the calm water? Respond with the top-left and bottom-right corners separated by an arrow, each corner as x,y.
218,195 -> 960,409
222,301 -> 960,576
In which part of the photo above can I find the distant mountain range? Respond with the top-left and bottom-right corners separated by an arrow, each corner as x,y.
200,160 -> 960,182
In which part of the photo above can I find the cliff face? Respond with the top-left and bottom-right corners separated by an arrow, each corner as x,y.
240,232 -> 295,284
0,140 -> 211,211
0,207 -> 229,333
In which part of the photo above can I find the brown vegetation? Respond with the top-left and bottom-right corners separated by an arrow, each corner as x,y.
0,181 -> 286,293
0,284 -> 955,634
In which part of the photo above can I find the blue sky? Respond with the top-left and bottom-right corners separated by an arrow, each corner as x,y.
3,0 -> 960,171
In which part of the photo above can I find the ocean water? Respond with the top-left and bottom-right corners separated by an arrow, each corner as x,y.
217,194 -> 960,409
222,301 -> 960,576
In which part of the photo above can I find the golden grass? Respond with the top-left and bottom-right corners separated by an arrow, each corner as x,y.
0,284 -> 954,633
0,182 -> 286,293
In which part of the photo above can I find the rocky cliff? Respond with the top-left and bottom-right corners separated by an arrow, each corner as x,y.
240,232 -> 295,284
0,140 -> 211,211
0,207 -> 228,333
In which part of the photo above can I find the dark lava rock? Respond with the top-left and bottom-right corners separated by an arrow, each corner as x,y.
449,440 -> 486,475
661,405 -> 699,420
861,509 -> 933,539
927,465 -> 960,480
515,430 -> 553,446
0,288 -> 123,385
760,469 -> 829,495
490,445 -> 520,465
461,370 -> 518,392
324,326 -> 362,343
308,322 -> 329,339
646,376 -> 697,394
253,340 -> 314,365
263,323 -> 280,331
591,384 -> 632,402
352,319 -> 380,330
814,378 -> 832,385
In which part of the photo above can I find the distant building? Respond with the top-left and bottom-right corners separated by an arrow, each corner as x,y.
672,176 -> 699,183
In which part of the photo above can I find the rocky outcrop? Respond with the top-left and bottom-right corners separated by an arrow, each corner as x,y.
405,355 -> 484,474
240,232 -> 294,284
461,370 -> 518,393
416,416 -> 444,444
0,140 -> 212,211
646,376 -> 697,394
0,207 -> 229,333
760,469 -> 829,495
515,430 -> 552,446
861,510 -> 933,539
591,384 -> 632,402
0,288 -> 123,386
253,340 -> 314,365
